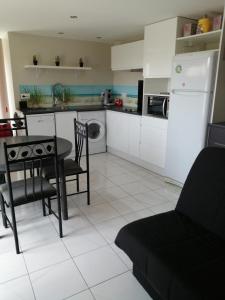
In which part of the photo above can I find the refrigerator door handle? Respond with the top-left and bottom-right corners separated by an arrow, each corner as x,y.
171,89 -> 209,95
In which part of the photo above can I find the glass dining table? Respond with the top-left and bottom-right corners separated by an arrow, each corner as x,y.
0,135 -> 72,220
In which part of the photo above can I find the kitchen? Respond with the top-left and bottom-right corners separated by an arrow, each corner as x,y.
4,13 -> 224,187
1,1 -> 225,299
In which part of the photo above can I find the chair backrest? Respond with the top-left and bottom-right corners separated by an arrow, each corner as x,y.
176,147 -> 225,240
0,117 -> 28,137
74,119 -> 89,170
4,137 -> 59,205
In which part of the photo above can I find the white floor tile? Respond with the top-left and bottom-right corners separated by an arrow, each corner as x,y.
123,208 -> 154,223
19,217 -> 58,249
63,226 -> 107,257
67,290 -> 94,300
0,275 -> 35,300
30,260 -> 87,300
23,240 -> 70,273
120,181 -> 151,195
97,186 -> 129,202
150,202 -> 176,214
91,272 -> 152,300
0,251 -> 27,283
110,244 -> 133,270
133,190 -> 168,208
74,245 -> 127,287
80,203 -> 120,224
109,196 -> 145,215
109,173 -> 139,186
95,217 -> 127,243
73,191 -> 106,207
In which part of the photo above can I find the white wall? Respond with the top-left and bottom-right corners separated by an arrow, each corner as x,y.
7,32 -> 113,108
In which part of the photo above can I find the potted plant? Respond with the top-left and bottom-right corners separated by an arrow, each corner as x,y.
33,55 -> 38,65
29,87 -> 43,107
55,56 -> 60,66
79,58 -> 84,67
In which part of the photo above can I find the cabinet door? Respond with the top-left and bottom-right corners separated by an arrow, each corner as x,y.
27,114 -> 55,136
128,115 -> 141,158
111,40 -> 144,70
106,111 -> 129,153
143,18 -> 177,78
140,117 -> 168,168
55,112 -> 77,154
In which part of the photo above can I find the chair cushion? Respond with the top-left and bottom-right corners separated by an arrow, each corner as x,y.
43,159 -> 83,179
115,211 -> 225,300
0,177 -> 56,206
176,147 -> 225,240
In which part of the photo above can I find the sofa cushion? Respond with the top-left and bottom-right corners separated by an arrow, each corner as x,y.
115,210 -> 225,300
176,147 -> 225,240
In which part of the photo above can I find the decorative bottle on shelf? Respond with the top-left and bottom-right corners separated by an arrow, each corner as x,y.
33,55 -> 38,65
79,58 -> 84,67
55,56 -> 60,66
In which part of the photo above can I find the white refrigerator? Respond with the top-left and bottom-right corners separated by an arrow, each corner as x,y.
165,51 -> 218,185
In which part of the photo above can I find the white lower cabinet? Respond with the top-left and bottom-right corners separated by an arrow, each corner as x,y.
106,111 -> 168,173
140,116 -> 168,168
26,113 -> 55,136
106,111 -> 129,154
55,111 -> 78,155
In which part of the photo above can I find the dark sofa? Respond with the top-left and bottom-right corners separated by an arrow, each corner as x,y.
115,147 -> 225,300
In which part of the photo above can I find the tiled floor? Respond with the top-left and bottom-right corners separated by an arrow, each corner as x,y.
0,152 -> 181,300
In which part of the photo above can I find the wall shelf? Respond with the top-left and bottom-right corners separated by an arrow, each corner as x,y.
24,65 -> 92,70
176,29 -> 222,44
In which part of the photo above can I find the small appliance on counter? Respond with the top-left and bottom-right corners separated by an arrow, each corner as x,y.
114,98 -> 123,107
101,89 -> 114,106
147,94 -> 169,118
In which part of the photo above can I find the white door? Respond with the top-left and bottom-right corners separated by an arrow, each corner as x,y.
171,51 -> 218,92
55,111 -> 77,155
27,114 -> 55,136
165,91 -> 211,184
128,115 -> 141,158
106,111 -> 129,153
140,117 -> 168,168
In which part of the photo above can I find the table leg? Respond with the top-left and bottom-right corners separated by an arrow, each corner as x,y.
59,159 -> 68,220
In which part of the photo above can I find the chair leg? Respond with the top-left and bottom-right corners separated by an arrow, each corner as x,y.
76,174 -> 80,192
0,194 -> 7,228
87,172 -> 90,205
42,199 -> 46,216
10,206 -> 20,254
48,198 -> 52,215
56,196 -> 63,238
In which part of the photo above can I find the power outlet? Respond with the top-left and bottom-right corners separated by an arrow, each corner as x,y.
20,93 -> 30,100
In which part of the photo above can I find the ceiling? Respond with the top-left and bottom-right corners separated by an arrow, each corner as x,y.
0,0 -> 224,43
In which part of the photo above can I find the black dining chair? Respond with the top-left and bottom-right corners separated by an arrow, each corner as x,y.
0,137 -> 63,254
0,116 -> 28,137
0,116 -> 28,185
43,119 -> 90,205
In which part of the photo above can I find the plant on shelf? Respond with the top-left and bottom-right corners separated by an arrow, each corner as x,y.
55,56 -> 60,66
29,87 -> 43,107
33,55 -> 38,65
64,88 -> 73,104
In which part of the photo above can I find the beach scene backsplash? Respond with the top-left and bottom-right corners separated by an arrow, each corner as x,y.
19,84 -> 138,109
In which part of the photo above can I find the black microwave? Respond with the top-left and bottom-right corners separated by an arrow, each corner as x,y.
147,95 -> 169,118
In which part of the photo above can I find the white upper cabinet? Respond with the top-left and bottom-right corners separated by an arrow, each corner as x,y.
143,18 -> 177,78
111,40 -> 144,71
